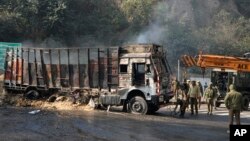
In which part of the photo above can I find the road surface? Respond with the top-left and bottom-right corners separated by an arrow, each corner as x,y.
0,104 -> 249,141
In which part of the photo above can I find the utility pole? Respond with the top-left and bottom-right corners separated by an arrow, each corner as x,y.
177,59 -> 180,81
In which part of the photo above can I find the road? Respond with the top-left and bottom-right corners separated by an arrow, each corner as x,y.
0,104 -> 249,141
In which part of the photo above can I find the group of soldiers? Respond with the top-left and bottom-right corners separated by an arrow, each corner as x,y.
172,79 -> 218,117
171,78 -> 244,131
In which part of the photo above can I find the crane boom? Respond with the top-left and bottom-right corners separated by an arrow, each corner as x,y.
181,53 -> 250,72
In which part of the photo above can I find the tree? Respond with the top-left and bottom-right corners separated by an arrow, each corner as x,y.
121,0 -> 154,29
194,10 -> 250,55
62,0 -> 128,45
0,0 -> 68,42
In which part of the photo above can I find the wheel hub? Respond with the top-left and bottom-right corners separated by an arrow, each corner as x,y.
132,102 -> 142,112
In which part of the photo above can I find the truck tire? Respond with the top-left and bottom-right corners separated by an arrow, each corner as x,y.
242,96 -> 249,110
25,89 -> 40,100
128,96 -> 148,115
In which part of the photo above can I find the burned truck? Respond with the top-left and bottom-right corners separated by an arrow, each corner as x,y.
3,44 -> 173,114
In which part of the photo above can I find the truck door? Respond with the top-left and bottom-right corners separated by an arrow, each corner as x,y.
132,63 -> 145,86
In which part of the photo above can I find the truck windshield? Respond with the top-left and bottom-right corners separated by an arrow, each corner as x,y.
132,63 -> 145,85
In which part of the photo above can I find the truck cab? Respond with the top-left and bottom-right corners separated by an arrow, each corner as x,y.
116,44 -> 173,114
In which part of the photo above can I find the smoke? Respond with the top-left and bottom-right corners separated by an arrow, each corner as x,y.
22,37 -> 66,48
132,0 -> 228,78
126,0 -> 201,78
129,0 -> 195,45
135,24 -> 167,44
127,2 -> 169,44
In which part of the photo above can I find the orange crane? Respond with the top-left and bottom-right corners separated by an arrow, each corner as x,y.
181,53 -> 250,72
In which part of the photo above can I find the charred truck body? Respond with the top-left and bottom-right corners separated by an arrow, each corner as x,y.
3,44 -> 173,114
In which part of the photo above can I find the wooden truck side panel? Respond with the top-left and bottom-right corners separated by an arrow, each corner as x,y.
4,47 -> 119,92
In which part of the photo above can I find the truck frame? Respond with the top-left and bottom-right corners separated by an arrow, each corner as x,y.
181,53 -> 250,110
3,44 -> 173,114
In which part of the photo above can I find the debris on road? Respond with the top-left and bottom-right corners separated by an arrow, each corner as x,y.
87,98 -> 95,108
28,109 -> 41,115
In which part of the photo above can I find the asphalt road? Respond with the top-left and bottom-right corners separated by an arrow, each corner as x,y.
0,104 -> 249,141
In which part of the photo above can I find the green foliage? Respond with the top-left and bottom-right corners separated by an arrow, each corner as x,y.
63,0 -> 129,45
116,0 -> 155,39
0,0 -> 131,45
194,10 -> 250,55
121,0 -> 154,27
162,22 -> 198,71
0,0 -> 67,42
0,0 -> 249,58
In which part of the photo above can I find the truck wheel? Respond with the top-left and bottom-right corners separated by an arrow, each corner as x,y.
25,90 -> 40,100
128,96 -> 148,115
242,96 -> 249,110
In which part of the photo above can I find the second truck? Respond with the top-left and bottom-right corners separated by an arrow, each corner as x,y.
181,53 -> 250,110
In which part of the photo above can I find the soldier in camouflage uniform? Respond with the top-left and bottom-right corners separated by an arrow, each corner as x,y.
224,84 -> 244,126
204,83 -> 215,115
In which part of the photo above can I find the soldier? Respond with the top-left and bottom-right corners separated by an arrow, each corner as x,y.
224,84 -> 244,129
182,79 -> 189,96
187,81 -> 200,115
173,88 -> 184,116
174,79 -> 189,118
178,91 -> 188,118
213,85 -> 220,110
186,80 -> 191,111
172,78 -> 180,100
197,81 -> 203,97
204,82 -> 208,91
204,83 -> 215,115
196,81 -> 203,109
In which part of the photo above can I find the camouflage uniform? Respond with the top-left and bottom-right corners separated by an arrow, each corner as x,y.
224,84 -> 243,126
204,84 -> 215,115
